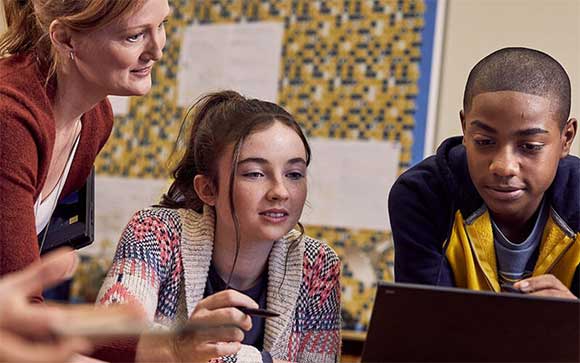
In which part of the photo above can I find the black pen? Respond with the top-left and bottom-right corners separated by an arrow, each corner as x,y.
236,306 -> 280,318
174,309 -> 279,336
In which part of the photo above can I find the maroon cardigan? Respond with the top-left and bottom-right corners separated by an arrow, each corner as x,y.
0,54 -> 139,363
0,53 -> 113,286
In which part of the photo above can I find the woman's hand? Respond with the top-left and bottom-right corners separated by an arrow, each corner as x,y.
137,289 -> 258,363
0,248 -> 92,363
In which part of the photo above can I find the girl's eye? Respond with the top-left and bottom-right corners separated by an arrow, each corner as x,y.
286,172 -> 305,180
127,32 -> 144,43
243,172 -> 264,178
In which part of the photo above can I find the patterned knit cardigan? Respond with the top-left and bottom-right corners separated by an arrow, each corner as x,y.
97,206 -> 342,363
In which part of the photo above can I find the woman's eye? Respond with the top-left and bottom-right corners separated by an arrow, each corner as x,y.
127,32 -> 144,43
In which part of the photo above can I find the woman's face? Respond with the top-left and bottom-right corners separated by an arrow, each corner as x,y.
70,0 -> 170,97
212,121 -> 308,245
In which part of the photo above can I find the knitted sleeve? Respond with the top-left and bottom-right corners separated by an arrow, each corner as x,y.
96,208 -> 183,323
0,90 -> 43,286
291,239 -> 342,363
220,345 -> 272,363
0,56 -> 112,297
216,345 -> 263,363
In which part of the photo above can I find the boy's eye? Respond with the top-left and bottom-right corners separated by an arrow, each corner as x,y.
474,138 -> 494,146
520,143 -> 544,152
127,32 -> 145,43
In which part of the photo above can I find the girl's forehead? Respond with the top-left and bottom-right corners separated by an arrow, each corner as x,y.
214,122 -> 307,172
241,124 -> 306,155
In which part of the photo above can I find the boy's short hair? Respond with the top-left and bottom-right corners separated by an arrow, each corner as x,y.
463,47 -> 571,129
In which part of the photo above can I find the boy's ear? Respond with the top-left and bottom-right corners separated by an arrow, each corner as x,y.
49,20 -> 74,61
560,118 -> 578,158
460,110 -> 466,143
193,175 -> 217,206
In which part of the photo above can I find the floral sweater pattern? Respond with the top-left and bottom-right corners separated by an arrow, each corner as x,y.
97,206 -> 341,363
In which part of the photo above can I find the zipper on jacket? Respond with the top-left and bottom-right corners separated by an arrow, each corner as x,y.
464,222 -> 496,291
464,221 -> 575,290
543,238 -> 575,275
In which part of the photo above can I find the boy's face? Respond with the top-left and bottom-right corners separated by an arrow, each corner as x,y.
461,90 -> 575,226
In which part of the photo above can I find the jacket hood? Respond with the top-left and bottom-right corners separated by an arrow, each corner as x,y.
435,136 -> 483,218
549,155 -> 580,233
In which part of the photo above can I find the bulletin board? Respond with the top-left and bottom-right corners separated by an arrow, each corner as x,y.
84,0 -> 446,334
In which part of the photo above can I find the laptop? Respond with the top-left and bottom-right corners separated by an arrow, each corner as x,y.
37,168 -> 95,254
361,282 -> 580,362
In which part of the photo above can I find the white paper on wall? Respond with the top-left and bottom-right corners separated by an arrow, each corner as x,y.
108,96 -> 130,116
177,21 -> 284,106
83,176 -> 169,256
88,139 -> 400,256
301,138 -> 401,231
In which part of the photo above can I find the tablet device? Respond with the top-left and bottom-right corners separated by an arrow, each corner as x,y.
38,168 -> 95,254
362,282 -> 580,362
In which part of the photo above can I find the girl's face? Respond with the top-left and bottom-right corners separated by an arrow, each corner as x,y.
70,0 -> 170,98
212,121 -> 308,245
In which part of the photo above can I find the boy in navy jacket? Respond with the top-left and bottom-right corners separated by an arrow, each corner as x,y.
389,47 -> 579,298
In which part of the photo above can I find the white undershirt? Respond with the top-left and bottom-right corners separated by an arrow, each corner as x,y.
35,125 -> 82,234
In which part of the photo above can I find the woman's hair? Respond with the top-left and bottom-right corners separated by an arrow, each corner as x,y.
160,90 -> 311,287
0,0 -> 143,79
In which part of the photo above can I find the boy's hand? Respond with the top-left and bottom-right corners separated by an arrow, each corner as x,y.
513,274 -> 577,300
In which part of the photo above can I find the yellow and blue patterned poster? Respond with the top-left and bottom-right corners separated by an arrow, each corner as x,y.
86,0 -> 446,333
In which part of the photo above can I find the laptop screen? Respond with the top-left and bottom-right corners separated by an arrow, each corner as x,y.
362,282 -> 580,362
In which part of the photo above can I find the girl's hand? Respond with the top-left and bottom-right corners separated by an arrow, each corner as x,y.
138,289 -> 258,363
173,289 -> 258,361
